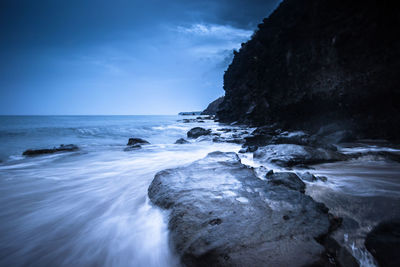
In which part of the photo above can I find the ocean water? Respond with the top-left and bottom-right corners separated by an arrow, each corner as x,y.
0,116 -> 240,267
1,116 -> 399,267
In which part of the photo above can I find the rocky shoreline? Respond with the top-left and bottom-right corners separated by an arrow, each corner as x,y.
143,116 -> 400,266
19,115 -> 399,266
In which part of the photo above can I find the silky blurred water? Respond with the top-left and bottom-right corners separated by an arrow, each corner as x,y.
0,116 -> 240,267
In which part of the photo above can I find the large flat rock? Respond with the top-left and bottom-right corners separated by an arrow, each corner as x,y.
253,144 -> 347,167
148,152 -> 331,266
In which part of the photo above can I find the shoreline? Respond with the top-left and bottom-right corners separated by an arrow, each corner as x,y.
1,115 -> 399,266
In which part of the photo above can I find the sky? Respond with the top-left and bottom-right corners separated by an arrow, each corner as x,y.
0,0 -> 281,115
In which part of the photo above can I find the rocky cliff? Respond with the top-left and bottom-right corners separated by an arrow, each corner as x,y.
218,0 -> 400,140
201,97 -> 224,115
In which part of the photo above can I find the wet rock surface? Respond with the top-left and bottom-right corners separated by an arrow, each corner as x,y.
297,172 -> 328,183
148,151 -> 332,266
23,144 -> 79,156
266,172 -> 306,193
365,219 -> 400,267
127,138 -> 150,146
187,127 -> 212,139
175,138 -> 189,144
253,144 -> 347,167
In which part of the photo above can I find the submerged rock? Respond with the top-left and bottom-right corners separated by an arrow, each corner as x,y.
127,138 -> 150,146
253,144 -> 347,167
148,151 -> 331,266
175,138 -> 189,144
187,127 -> 212,139
365,219 -> 400,267
23,144 -> 79,156
123,144 -> 142,151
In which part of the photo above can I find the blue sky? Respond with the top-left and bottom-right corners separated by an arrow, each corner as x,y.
0,0 -> 280,115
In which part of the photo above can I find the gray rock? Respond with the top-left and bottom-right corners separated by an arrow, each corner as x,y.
127,138 -> 150,146
148,152 -> 331,266
187,127 -> 212,139
296,172 -> 318,182
253,144 -> 347,167
266,172 -> 306,193
175,138 -> 189,144
23,144 -> 79,156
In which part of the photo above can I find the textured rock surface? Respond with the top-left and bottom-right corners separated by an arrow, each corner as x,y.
187,127 -> 212,139
127,138 -> 150,146
253,144 -> 347,167
148,152 -> 331,266
266,172 -> 306,193
217,0 -> 400,140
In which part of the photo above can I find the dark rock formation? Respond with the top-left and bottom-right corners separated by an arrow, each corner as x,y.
187,127 -> 212,139
201,97 -> 224,115
175,138 -> 189,144
217,0 -> 400,140
148,151 -> 333,266
365,219 -> 400,267
127,138 -> 150,146
297,172 -> 328,183
22,144 -> 79,156
266,172 -> 306,193
253,144 -> 347,167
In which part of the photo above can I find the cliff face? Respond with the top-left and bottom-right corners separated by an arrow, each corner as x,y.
218,0 -> 400,139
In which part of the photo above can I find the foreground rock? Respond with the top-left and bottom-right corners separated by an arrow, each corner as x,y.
365,219 -> 400,267
23,144 -> 79,156
187,127 -> 211,139
254,144 -> 347,167
148,152 -> 332,266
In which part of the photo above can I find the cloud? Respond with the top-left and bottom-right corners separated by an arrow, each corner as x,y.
172,23 -> 251,62
176,23 -> 252,39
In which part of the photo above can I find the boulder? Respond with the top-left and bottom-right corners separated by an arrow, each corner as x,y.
127,138 -> 150,146
175,138 -> 189,144
148,152 -> 332,266
365,219 -> 400,267
266,172 -> 306,193
23,144 -> 79,156
253,144 -> 347,167
187,127 -> 212,139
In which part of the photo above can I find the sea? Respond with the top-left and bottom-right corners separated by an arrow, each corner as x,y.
0,115 -> 399,267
